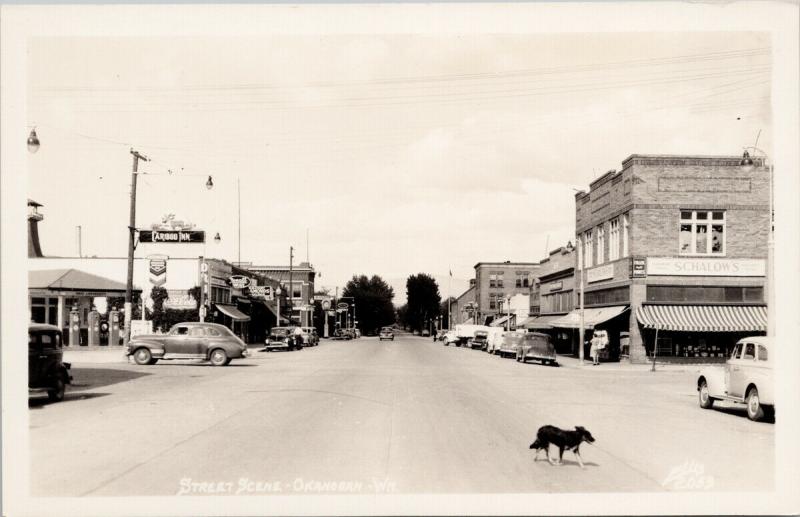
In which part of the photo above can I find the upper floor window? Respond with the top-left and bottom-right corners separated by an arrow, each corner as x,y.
489,294 -> 497,310
577,236 -> 583,270
496,271 -> 504,288
584,230 -> 594,268
489,274 -> 497,288
679,210 -> 725,255
609,219 -> 620,261
622,213 -> 630,257
596,225 -> 605,265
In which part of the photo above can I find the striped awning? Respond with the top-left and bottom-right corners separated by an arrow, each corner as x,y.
549,306 -> 629,329
521,314 -> 564,330
636,305 -> 766,332
490,315 -> 511,327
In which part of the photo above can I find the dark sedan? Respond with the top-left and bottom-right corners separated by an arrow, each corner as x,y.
29,324 -> 72,402
126,322 -> 249,366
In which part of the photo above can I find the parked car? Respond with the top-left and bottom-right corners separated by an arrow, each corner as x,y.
354,328 -> 361,339
264,326 -> 304,351
29,324 -> 72,402
127,322 -> 249,366
515,332 -> 557,365
697,336 -> 774,421
497,332 -> 526,358
299,327 -> 320,347
379,327 -> 395,341
468,330 -> 489,350
421,329 -> 431,337
441,330 -> 459,346
485,327 -> 506,354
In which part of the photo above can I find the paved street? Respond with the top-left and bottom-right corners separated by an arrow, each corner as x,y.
30,333 -> 773,496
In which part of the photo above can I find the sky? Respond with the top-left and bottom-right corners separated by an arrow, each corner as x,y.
27,32 -> 771,303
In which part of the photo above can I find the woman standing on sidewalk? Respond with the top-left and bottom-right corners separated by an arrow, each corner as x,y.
590,334 -> 600,365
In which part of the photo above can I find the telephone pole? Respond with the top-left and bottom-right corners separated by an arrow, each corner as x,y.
124,149 -> 148,346
289,246 -> 294,325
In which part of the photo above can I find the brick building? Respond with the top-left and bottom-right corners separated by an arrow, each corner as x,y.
451,280 -> 476,325
238,262 -> 316,326
523,244 -> 576,354
473,261 -> 539,326
559,154 -> 768,363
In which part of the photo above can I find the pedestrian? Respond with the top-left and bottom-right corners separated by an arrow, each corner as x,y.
590,334 -> 600,366
293,326 -> 304,347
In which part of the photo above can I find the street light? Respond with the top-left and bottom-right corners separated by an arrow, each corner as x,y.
740,148 -> 774,338
214,232 -> 221,244
27,128 -> 40,153
206,175 -> 214,190
565,238 -> 585,366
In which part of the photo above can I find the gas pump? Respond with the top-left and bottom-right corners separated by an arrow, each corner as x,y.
87,307 -> 100,346
109,307 -> 120,346
69,305 -> 80,346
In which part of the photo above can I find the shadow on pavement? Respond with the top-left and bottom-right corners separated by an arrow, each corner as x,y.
29,392 -> 110,409
70,367 -> 152,391
709,404 -> 775,424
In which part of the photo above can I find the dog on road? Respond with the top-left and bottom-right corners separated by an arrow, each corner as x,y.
529,425 -> 595,468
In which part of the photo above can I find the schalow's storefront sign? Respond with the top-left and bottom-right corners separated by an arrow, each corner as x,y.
646,257 -> 765,277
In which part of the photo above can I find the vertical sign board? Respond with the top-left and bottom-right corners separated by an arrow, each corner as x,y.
149,257 -> 167,286
631,257 -> 647,278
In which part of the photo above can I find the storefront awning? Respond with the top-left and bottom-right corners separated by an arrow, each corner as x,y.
490,315 -> 511,327
29,268 -> 140,293
521,314 -> 564,330
215,304 -> 251,321
549,306 -> 629,329
636,304 -> 766,332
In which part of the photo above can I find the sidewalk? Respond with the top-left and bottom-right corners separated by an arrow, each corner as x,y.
555,354 -> 705,373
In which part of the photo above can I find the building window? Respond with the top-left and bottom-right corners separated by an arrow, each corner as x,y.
609,219 -> 619,261
497,272 -> 504,288
601,224 -> 607,263
646,285 -> 763,303
584,230 -> 593,268
489,294 -> 497,310
523,276 -> 530,288
577,236 -> 583,270
622,213 -> 630,257
679,210 -> 725,255
489,274 -> 497,288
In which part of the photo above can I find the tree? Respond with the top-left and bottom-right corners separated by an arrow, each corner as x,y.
440,297 -> 457,329
405,273 -> 441,333
342,274 -> 395,335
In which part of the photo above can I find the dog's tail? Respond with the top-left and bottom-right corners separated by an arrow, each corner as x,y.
529,439 -> 541,449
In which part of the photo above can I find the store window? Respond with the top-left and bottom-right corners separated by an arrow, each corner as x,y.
584,230 -> 593,268
596,225 -> 605,265
609,219 -> 619,261
622,213 -> 630,257
679,210 -> 725,255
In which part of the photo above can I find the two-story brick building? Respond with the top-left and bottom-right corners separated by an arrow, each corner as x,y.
523,244 -> 576,354
238,262 -> 316,326
556,154 -> 769,363
474,261 -> 540,326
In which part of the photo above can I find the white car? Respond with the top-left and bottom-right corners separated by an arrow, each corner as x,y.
441,331 -> 459,346
697,336 -> 774,421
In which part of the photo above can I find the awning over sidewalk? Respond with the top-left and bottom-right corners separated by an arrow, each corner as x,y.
215,304 -> 251,321
549,305 -> 629,329
490,315 -> 511,327
521,314 -> 564,330
636,304 -> 766,332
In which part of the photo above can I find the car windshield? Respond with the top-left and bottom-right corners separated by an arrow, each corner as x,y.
525,334 -> 550,346
271,328 -> 290,336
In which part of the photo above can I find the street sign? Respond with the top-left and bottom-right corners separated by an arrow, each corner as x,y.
322,300 -> 331,310
139,230 -> 205,243
337,302 -> 349,310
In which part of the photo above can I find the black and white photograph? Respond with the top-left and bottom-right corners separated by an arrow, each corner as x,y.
2,2 -> 799,516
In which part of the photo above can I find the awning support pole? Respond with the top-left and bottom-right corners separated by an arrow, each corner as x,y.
651,325 -> 659,372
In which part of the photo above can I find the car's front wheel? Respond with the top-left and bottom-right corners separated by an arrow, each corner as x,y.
133,347 -> 153,366
47,377 -> 65,402
209,348 -> 228,366
698,379 -> 714,409
746,386 -> 765,421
